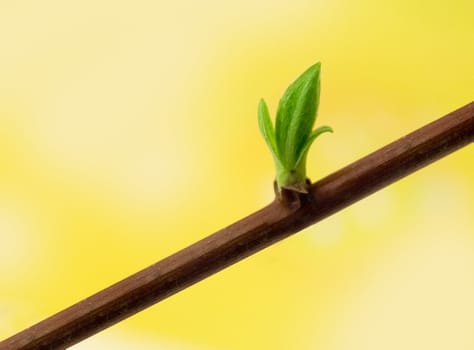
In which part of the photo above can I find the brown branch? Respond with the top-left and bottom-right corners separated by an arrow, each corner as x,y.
1,102 -> 473,350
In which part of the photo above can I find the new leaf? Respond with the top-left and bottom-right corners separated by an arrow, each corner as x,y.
258,62 -> 333,192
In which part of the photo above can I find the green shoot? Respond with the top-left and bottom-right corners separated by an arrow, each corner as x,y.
258,62 -> 333,192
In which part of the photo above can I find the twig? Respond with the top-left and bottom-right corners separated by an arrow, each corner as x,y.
1,102 -> 473,350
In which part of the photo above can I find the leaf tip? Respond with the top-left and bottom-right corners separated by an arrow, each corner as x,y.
304,62 -> 321,78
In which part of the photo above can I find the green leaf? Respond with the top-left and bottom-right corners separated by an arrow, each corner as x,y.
258,62 -> 333,193
275,62 -> 321,167
257,98 -> 278,159
294,125 -> 333,169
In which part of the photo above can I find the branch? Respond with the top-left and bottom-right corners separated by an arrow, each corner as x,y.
1,102 -> 473,350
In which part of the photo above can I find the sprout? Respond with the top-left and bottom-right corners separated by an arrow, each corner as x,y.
258,62 -> 333,193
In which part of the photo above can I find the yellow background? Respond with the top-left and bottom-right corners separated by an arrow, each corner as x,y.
1,1 -> 473,349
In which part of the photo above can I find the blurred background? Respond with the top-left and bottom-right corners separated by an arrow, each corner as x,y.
1,1 -> 473,349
